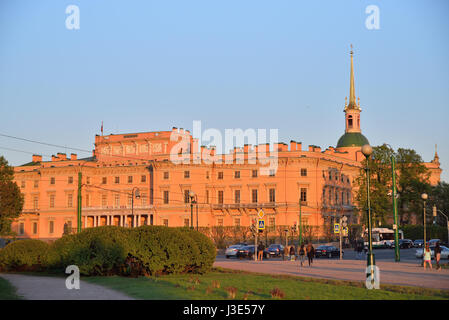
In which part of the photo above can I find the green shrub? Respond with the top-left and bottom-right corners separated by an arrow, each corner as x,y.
178,227 -> 216,273
0,239 -> 49,272
401,224 -> 448,243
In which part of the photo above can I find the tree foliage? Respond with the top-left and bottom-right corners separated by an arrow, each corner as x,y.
355,145 -> 431,226
0,156 -> 24,235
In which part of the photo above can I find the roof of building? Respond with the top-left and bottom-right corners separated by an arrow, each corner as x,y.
336,132 -> 369,148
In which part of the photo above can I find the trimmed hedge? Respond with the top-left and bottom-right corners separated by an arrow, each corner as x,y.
401,225 -> 448,243
0,239 -> 50,272
1,226 -> 217,276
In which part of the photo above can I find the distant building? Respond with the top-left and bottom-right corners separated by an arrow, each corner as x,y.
11,50 -> 441,241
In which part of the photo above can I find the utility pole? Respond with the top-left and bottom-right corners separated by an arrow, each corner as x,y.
299,199 -> 303,247
391,155 -> 400,262
77,171 -> 82,233
254,218 -> 258,261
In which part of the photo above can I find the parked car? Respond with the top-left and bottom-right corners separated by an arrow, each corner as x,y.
315,245 -> 342,258
225,244 -> 246,258
236,245 -> 270,259
398,239 -> 414,249
440,246 -> 449,259
267,244 -> 284,257
429,239 -> 441,246
414,239 -> 424,248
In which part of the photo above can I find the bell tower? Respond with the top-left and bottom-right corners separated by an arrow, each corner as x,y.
344,45 -> 362,133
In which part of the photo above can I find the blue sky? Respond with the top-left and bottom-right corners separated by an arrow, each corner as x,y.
0,0 -> 448,182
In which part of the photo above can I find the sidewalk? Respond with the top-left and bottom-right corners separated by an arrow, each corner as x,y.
0,274 -> 135,300
214,258 -> 449,290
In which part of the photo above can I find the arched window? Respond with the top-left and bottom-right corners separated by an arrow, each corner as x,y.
348,115 -> 353,128
357,116 -> 360,128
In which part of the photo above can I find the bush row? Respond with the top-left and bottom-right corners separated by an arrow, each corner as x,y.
0,226 -> 216,276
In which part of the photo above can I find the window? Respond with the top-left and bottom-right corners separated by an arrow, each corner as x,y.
269,169 -> 275,177
252,170 -> 258,178
184,219 -> 190,227
127,194 -> 132,207
33,222 -> 38,235
184,171 -> 190,179
114,176 -> 120,184
252,189 -> 258,203
184,190 -> 190,203
205,190 -> 209,204
67,194 -> 73,208
322,189 -> 326,204
114,194 -> 120,207
218,171 -> 223,180
301,168 -> 307,177
102,195 -> 107,207
300,188 -> 307,202
50,177 -> 55,185
141,193 -> 147,206
102,177 -> 107,184
163,191 -> 169,204
141,175 -> 146,183
335,191 -> 338,203
347,191 -> 351,205
163,219 -> 168,227
235,218 -> 240,227
68,176 -> 73,184
34,180 -> 39,188
128,176 -> 133,184
329,171 -> 332,180
21,181 -> 25,188
234,190 -> 240,204
217,219 -> 223,227
269,188 -> 276,203
206,171 -> 210,179
218,191 -> 224,204
49,221 -> 54,234
269,217 -> 275,230
163,171 -> 169,179
19,223 -> 24,235
348,115 -> 353,128
50,195 -> 55,208
341,191 -> 345,205
86,177 -> 90,184
234,171 -> 240,179
329,188 -> 332,203
33,196 -> 39,210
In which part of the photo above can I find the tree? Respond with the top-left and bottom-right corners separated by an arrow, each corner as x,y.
0,156 -> 24,235
354,145 -> 431,226
431,181 -> 449,224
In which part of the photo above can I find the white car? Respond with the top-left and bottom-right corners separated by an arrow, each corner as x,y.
415,246 -> 449,259
225,245 -> 245,258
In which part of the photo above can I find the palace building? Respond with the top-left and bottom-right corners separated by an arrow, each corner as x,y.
11,50 -> 442,241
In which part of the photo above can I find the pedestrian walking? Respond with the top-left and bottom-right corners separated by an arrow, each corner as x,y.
306,242 -> 315,266
257,242 -> 265,261
298,243 -> 306,267
356,240 -> 363,259
423,244 -> 432,270
434,242 -> 441,271
283,245 -> 289,261
289,245 -> 296,261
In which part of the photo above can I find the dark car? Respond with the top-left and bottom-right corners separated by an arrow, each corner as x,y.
267,244 -> 284,257
236,245 -> 270,259
315,245 -> 342,258
414,239 -> 424,248
398,239 -> 414,249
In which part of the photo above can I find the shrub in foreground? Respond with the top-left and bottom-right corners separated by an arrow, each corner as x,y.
0,239 -> 49,272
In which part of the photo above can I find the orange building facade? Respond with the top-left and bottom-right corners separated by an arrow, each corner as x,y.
11,51 -> 442,241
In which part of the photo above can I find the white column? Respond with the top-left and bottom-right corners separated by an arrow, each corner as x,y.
93,216 -> 97,227
137,215 -> 141,227
84,216 -> 88,228
133,215 -> 137,228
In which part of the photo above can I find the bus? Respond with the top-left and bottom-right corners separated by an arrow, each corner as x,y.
363,228 -> 404,249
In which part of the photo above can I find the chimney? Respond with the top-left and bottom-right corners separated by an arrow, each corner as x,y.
57,153 -> 67,160
244,144 -> 250,153
172,127 -> 178,132
32,154 -> 42,162
297,142 -> 302,151
51,155 -> 58,162
290,140 -> 297,151
308,145 -> 314,152
314,146 -> 321,153
274,143 -> 281,152
210,146 -> 216,156
70,153 -> 77,160
280,143 -> 288,152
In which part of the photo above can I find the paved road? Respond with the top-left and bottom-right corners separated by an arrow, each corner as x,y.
214,252 -> 449,291
0,274 -> 135,300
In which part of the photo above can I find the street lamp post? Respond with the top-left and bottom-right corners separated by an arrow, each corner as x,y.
361,144 -> 375,282
189,191 -> 197,230
131,187 -> 140,227
433,206 -> 449,245
299,198 -> 303,247
422,193 -> 428,248
391,154 -> 400,262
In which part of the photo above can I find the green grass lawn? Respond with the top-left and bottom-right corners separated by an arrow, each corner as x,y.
85,268 -> 449,300
0,277 -> 21,300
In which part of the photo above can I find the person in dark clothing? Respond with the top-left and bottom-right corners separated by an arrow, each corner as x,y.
435,242 -> 442,270
298,243 -> 306,267
257,242 -> 265,261
289,245 -> 296,261
306,242 -> 315,266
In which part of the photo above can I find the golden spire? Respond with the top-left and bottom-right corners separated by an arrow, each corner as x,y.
349,44 -> 357,108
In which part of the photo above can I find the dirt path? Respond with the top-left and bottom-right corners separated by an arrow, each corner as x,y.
0,274 -> 135,300
214,258 -> 449,290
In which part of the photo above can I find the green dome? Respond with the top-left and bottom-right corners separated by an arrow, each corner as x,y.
337,132 -> 369,148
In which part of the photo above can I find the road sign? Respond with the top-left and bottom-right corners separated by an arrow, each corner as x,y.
334,223 -> 340,234
258,210 -> 265,219
341,216 -> 348,227
258,219 -> 265,230
342,226 -> 348,236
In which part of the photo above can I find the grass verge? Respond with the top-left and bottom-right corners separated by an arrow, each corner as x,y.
0,276 -> 21,300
